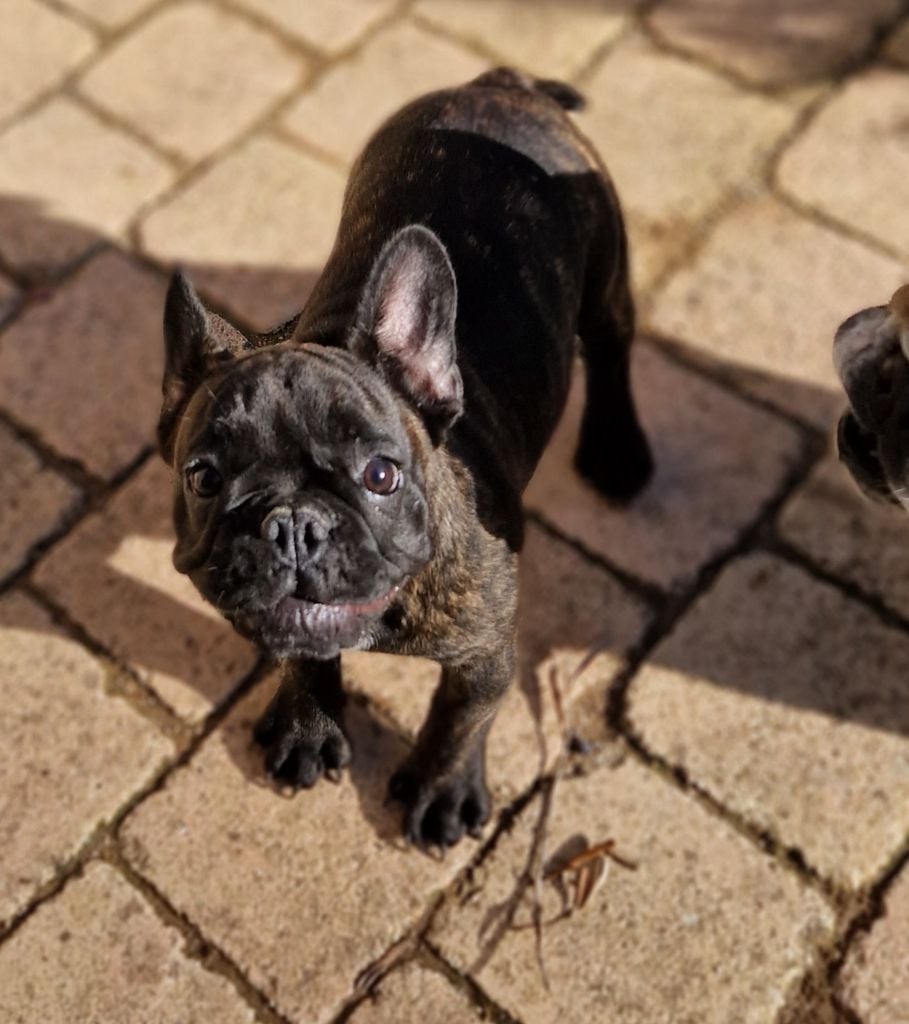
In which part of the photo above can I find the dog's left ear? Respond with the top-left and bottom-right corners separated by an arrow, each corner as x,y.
353,225 -> 462,441
159,271 -> 250,462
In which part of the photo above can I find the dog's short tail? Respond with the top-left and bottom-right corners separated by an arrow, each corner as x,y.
471,67 -> 586,112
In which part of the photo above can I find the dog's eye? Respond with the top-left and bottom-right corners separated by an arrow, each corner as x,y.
186,462 -> 223,498
363,457 -> 400,495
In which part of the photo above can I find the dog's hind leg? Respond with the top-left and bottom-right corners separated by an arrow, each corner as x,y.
573,204 -> 653,502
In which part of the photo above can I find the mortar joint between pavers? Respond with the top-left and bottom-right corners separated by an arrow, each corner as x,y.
103,844 -> 294,1024
768,536 -> 909,642
418,940 -> 528,1024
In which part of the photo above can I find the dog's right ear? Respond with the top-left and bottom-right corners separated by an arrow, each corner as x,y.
159,271 -> 249,463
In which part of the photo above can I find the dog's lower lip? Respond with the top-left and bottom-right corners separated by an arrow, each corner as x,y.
276,586 -> 400,618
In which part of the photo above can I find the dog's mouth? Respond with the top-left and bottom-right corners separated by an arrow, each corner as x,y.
227,582 -> 403,656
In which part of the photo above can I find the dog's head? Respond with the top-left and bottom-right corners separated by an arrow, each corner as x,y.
158,225 -> 463,658
834,285 -> 909,507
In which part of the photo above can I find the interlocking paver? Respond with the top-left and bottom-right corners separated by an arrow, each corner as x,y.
525,347 -> 803,592
348,963 -> 483,1023
0,98 -> 171,277
0,593 -> 173,929
629,553 -> 909,888
430,757 -> 834,1024
79,2 -> 303,163
0,250 -> 167,479
839,861 -> 909,1022
58,0 -> 160,30
121,680 -> 477,1024
648,197 -> 909,428
414,0 -> 638,78
577,37 -> 795,291
0,862 -> 255,1024
232,0 -> 398,54
34,460 -> 257,724
0,424 -> 80,585
649,0 -> 903,86
140,134 -> 346,331
283,21 -> 487,165
778,68 -> 909,261
344,524 -> 651,800
0,0 -> 95,125
779,453 -> 909,620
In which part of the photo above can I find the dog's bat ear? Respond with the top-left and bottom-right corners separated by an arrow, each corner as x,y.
353,225 -> 462,442
833,302 -> 909,434
159,270 -> 249,462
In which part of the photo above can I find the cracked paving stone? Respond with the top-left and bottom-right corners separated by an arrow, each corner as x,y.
648,197 -> 909,429
430,756 -> 834,1024
344,523 -> 651,801
779,452 -> 909,621
628,552 -> 909,889
121,678 -> 483,1024
0,593 -> 173,929
839,859 -> 909,1022
0,862 -> 255,1024
778,68 -> 909,261
34,460 -> 257,724
525,346 -> 803,592
0,250 -> 167,479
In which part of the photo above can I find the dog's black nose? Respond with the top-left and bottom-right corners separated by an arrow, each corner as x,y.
261,506 -> 295,561
261,506 -> 329,564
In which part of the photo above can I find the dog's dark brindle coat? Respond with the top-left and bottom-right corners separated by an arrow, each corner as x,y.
158,69 -> 653,848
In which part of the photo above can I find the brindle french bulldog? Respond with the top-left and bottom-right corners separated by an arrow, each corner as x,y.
157,68 -> 653,848
835,285 -> 909,505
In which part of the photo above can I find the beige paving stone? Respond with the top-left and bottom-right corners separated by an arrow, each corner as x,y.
79,2 -> 303,163
577,37 -> 795,290
778,69 -> 909,261
0,593 -> 173,929
233,0 -> 398,54
0,0 -> 95,125
779,453 -> 909,620
526,346 -> 803,591
121,678 -> 478,1024
0,250 -> 167,479
0,862 -> 255,1024
140,134 -> 345,331
887,18 -> 909,64
431,757 -> 834,1024
648,197 -> 909,428
649,0 -> 902,86
34,460 -> 257,724
0,423 -> 80,584
414,0 -> 638,78
345,524 -> 651,801
0,98 -> 171,277
349,962 -> 483,1023
840,861 -> 909,1022
59,0 -> 160,30
629,552 -> 909,888
283,21 -> 487,165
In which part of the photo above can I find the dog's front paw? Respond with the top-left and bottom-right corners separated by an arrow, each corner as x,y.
388,762 -> 491,849
254,697 -> 351,789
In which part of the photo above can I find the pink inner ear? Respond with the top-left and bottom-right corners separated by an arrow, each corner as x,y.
375,250 -> 429,357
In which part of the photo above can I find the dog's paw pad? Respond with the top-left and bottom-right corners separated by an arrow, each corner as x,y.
255,710 -> 351,790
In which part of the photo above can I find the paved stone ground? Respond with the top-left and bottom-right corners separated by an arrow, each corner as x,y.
1,1 -> 909,1021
